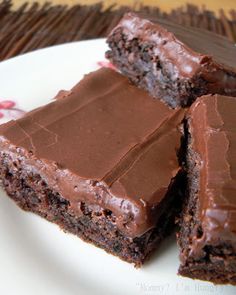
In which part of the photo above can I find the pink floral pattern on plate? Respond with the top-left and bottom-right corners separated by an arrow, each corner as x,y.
97,61 -> 116,70
0,100 -> 25,121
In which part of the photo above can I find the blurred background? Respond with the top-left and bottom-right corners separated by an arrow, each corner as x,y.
13,0 -> 236,13
0,0 -> 236,61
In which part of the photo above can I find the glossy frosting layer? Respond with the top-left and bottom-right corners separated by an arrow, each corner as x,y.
0,68 -> 184,237
188,94 -> 236,253
110,13 -> 236,88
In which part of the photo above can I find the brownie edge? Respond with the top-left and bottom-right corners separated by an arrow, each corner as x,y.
106,13 -> 236,108
177,94 -> 236,285
0,147 -> 185,266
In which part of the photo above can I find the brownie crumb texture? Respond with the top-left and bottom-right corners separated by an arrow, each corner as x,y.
177,122 -> 236,285
0,151 -> 184,267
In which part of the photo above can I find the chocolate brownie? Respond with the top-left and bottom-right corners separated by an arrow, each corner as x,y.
106,13 -> 236,108
178,94 -> 236,284
0,68 -> 185,266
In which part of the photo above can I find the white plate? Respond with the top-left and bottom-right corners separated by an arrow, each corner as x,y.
0,39 -> 235,295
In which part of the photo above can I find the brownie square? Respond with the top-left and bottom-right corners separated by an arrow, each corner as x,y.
178,94 -> 236,284
106,13 -> 236,108
0,68 -> 185,266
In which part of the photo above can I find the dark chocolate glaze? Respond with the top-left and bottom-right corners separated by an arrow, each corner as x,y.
0,68 -> 185,238
188,94 -> 236,255
108,13 -> 236,95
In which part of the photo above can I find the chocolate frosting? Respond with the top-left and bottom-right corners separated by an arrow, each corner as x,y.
0,68 -> 184,238
110,13 -> 236,94
188,94 -> 236,255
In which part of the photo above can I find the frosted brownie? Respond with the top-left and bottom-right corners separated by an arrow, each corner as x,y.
106,13 -> 236,108
178,94 -> 236,284
0,68 -> 185,266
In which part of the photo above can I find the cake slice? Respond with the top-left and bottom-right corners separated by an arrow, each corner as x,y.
178,94 -> 236,284
106,13 -> 236,108
0,68 -> 185,266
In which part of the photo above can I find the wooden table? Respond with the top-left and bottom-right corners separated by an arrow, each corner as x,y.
13,0 -> 236,14
1,0 -> 236,61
